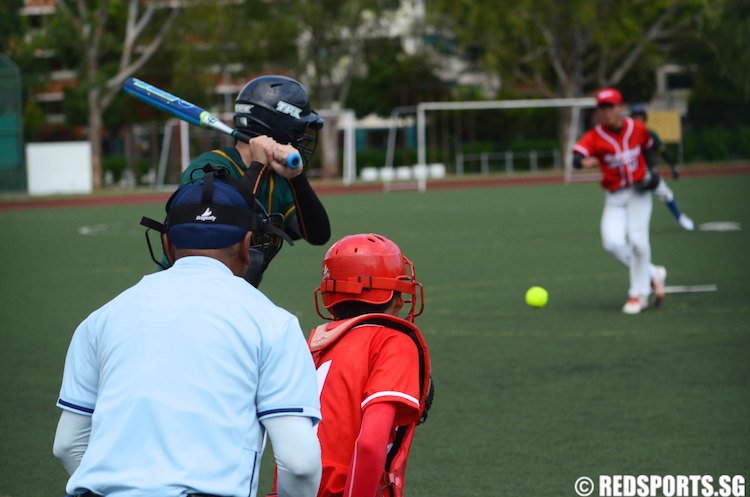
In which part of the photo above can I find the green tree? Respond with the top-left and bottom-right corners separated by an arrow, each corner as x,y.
26,0 -> 180,189
291,0 -> 407,177
144,1 -> 429,177
346,38 -> 450,118
162,0 -> 301,113
429,0 -> 704,158
676,0 -> 750,126
0,0 -> 25,54
673,0 -> 750,160
149,0 -> 408,177
686,0 -> 750,101
3,0 -> 52,138
432,0 -> 702,97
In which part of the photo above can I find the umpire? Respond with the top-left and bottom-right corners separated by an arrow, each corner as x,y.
53,173 -> 322,497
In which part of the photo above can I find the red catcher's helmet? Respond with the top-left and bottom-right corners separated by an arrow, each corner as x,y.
314,233 -> 424,322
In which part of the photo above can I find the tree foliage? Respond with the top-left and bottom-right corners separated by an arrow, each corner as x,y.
21,0 -> 180,188
10,0 -> 747,183
0,0 -> 25,54
691,0 -> 750,99
345,38 -> 450,118
159,0 -> 410,176
163,0 -> 301,113
291,0 -> 402,108
673,0 -> 750,128
429,0 -> 704,98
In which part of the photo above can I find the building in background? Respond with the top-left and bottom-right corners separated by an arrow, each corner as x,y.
21,0 -> 75,127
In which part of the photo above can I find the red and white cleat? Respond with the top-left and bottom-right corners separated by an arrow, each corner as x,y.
622,296 -> 648,315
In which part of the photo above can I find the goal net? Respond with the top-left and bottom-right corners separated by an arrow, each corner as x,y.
360,97 -> 596,192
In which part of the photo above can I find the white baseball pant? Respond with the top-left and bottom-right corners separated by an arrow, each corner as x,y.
600,187 -> 657,298
654,178 -> 674,203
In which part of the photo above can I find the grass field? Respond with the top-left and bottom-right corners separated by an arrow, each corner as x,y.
1,173 -> 748,496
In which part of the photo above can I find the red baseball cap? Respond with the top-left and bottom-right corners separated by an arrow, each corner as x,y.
595,87 -> 623,106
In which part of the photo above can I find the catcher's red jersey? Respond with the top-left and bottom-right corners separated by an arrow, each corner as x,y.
574,117 -> 653,192
312,322 -> 421,497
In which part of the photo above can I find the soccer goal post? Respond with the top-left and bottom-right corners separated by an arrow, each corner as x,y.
413,97 -> 597,189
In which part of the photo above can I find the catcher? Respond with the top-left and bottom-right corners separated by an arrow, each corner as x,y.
307,233 -> 433,497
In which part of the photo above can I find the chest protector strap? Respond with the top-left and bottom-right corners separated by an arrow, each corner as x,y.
309,313 -> 432,497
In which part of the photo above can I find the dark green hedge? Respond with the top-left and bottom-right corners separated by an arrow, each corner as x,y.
683,125 -> 750,162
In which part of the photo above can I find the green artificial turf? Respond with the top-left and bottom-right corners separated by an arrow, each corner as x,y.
1,174 -> 747,496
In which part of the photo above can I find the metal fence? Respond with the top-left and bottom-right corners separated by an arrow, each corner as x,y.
456,149 -> 562,175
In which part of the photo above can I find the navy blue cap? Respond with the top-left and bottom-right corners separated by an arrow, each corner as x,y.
166,178 -> 253,249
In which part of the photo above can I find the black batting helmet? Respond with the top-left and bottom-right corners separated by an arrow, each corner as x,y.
234,75 -> 324,163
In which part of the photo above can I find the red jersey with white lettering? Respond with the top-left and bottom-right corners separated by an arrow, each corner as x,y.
312,322 -> 421,497
574,117 -> 653,192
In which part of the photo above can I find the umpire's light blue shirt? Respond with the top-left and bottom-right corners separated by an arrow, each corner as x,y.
57,256 -> 321,497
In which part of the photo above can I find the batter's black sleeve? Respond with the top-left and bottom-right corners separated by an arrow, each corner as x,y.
662,148 -> 680,179
287,173 -> 331,245
643,146 -> 657,170
659,149 -> 676,168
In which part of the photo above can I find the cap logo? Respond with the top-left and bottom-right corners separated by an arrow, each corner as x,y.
322,263 -> 330,279
276,100 -> 302,119
195,207 -> 217,222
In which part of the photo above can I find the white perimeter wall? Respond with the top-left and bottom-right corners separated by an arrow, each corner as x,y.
26,141 -> 92,195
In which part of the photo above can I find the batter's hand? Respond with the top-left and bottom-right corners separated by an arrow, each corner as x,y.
247,135 -> 304,179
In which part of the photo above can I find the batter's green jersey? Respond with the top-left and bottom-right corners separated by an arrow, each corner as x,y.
181,146 -> 299,228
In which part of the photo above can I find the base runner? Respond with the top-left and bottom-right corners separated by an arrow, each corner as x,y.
630,104 -> 694,231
